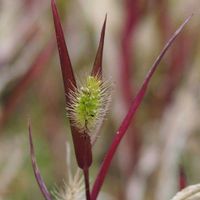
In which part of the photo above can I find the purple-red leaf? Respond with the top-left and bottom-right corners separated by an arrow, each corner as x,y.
91,14 -> 193,200
28,122 -> 52,200
51,0 -> 76,100
51,0 -> 92,170
121,0 -> 141,106
91,15 -> 107,79
71,127 -> 92,169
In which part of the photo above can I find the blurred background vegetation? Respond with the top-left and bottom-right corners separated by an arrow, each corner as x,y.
0,0 -> 200,199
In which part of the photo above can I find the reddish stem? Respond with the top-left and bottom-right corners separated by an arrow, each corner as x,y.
83,168 -> 91,200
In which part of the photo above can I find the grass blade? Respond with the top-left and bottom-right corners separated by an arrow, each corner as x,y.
51,0 -> 76,100
91,15 -> 107,79
51,0 -> 92,170
28,122 -> 52,200
91,14 -> 193,200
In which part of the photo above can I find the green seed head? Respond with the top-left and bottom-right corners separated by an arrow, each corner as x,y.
67,75 -> 111,134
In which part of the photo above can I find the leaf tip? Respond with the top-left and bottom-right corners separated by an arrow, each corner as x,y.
91,14 -> 107,78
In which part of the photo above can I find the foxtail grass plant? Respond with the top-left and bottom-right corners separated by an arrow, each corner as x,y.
28,0 -> 193,199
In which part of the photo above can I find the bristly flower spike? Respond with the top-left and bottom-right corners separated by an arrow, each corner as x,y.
66,15 -> 108,135
52,144 -> 85,200
67,75 -> 111,135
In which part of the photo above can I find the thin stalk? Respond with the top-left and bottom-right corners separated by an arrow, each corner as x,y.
28,122 -> 52,200
83,168 -> 91,200
91,15 -> 193,200
121,0 -> 140,106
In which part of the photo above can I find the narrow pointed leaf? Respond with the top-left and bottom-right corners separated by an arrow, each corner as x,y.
51,0 -> 76,101
28,122 -> 52,200
51,0 -> 92,170
91,14 -> 193,200
91,15 -> 107,79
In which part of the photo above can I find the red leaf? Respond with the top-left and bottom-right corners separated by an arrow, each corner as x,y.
71,127 -> 92,169
91,15 -> 107,79
91,14 -> 193,200
51,0 -> 92,170
28,122 -> 52,200
51,0 -> 76,101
